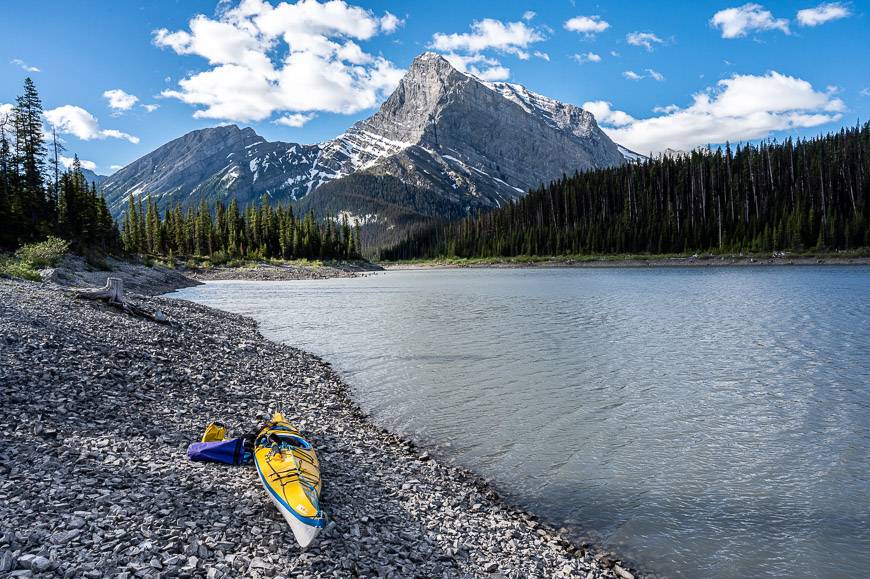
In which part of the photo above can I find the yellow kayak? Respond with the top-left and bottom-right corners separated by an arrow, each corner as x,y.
254,412 -> 325,547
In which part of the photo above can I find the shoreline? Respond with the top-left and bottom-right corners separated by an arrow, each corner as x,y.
381,254 -> 870,270
0,277 -> 643,579
36,254 -> 382,296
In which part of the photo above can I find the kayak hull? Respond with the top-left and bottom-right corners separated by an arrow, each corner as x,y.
254,413 -> 325,548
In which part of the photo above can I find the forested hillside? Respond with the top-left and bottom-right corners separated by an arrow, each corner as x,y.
0,79 -> 120,253
381,124 -> 870,260
122,194 -> 362,262
295,172 -> 471,250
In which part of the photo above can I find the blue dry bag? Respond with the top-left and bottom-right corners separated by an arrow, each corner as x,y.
187,438 -> 251,465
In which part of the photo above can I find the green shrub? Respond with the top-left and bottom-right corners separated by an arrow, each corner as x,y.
0,256 -> 41,281
15,236 -> 70,268
210,250 -> 228,266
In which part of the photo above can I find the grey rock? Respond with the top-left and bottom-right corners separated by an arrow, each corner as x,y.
0,551 -> 16,572
67,516 -> 87,529
28,555 -> 50,573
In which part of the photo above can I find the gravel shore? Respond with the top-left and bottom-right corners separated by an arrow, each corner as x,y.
0,278 -> 638,579
185,261 -> 382,282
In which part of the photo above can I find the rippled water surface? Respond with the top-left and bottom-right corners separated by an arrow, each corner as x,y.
171,267 -> 870,578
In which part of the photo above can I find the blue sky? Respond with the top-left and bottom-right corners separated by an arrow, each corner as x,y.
2,0 -> 867,174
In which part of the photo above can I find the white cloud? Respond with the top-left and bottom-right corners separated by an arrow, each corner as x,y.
797,2 -> 851,26
861,88 -> 870,97
626,31 -> 665,51
380,11 -> 404,33
0,103 -> 13,120
653,104 -> 681,114
586,71 -> 845,153
44,105 -> 140,144
610,50 -> 620,57
103,89 -> 139,111
154,0 -> 405,122
10,59 -> 40,73
582,101 -> 636,127
710,4 -> 790,38
522,11 -> 536,22
623,70 -> 644,81
564,16 -> 610,36
142,104 -> 159,113
442,53 -> 510,81
572,52 -> 602,64
274,112 -> 316,127
60,155 -> 97,172
430,17 -> 545,81
647,69 -> 665,82
430,18 -> 544,59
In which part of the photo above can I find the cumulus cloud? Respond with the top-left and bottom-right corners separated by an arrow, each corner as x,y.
274,112 -> 316,127
10,59 -> 40,73
522,11 -> 536,22
564,16 -> 610,36
431,18 -> 544,59
142,104 -> 159,113
647,69 -> 665,82
797,2 -> 851,26
103,89 -> 139,111
572,52 -> 601,64
44,105 -> 140,144
153,0 -> 406,122
626,31 -> 665,51
430,17 -> 545,81
710,4 -> 790,38
60,155 -> 97,172
583,101 -> 636,127
442,53 -> 510,81
623,70 -> 644,81
584,71 -> 845,153
380,11 -> 404,33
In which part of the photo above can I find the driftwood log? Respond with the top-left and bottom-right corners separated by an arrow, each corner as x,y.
74,277 -> 171,324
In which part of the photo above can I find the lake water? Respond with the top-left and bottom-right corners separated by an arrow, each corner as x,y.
170,267 -> 870,578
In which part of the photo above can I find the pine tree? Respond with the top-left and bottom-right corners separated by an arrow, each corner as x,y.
12,78 -> 48,241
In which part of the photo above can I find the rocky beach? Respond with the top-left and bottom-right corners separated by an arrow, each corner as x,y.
0,274 -> 639,579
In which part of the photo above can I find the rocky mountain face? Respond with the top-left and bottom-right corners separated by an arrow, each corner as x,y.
101,52 -> 627,244
81,169 -> 108,187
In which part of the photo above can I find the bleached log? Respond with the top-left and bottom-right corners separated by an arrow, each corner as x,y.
73,277 -> 171,325
76,277 -> 125,304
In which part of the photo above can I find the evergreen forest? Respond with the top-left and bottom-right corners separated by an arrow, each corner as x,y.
381,124 -> 870,260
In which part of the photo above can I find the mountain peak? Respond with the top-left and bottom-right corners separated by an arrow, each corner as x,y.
101,51 -> 627,241
412,51 -> 452,67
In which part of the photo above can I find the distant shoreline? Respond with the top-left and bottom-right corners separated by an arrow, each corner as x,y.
381,253 -> 870,270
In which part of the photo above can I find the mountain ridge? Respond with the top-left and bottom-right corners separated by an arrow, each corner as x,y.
100,52 -> 628,242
